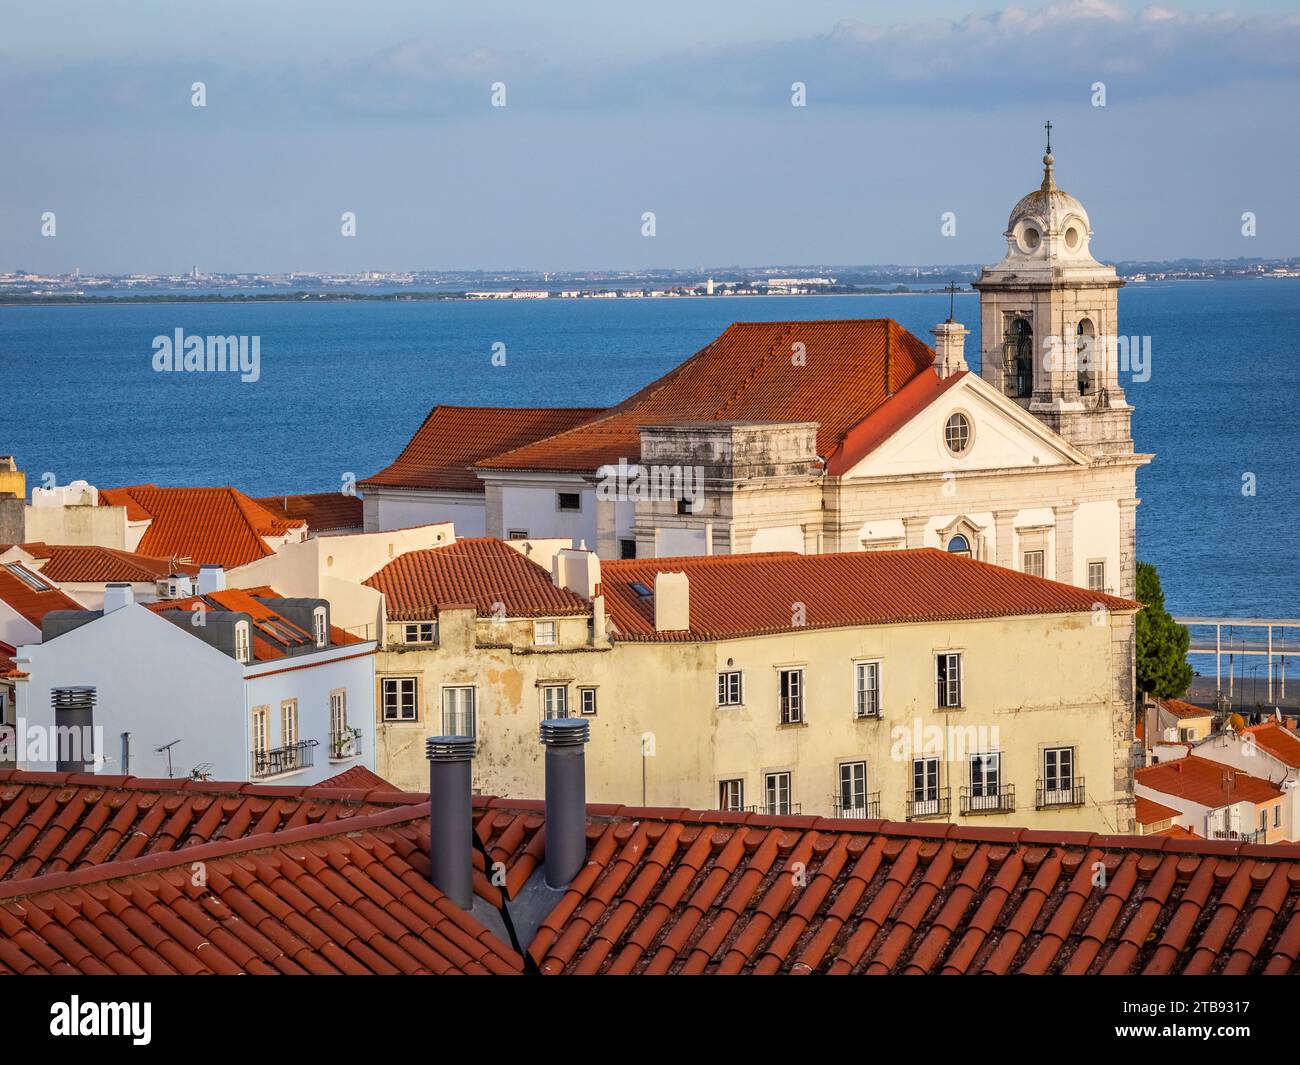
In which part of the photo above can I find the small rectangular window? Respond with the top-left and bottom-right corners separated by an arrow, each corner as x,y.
1088,561 -> 1107,593
534,620 -> 557,646
541,685 -> 568,719
619,539 -> 637,560
855,661 -> 880,718
1260,809 -> 1268,833
403,622 -> 436,644
507,529 -> 529,540
717,670 -> 743,707
557,492 -> 581,512
381,677 -> 418,722
764,772 -> 792,815
719,779 -> 744,812
936,653 -> 962,708
1023,550 -> 1045,578
779,668 -> 804,724
579,687 -> 598,716
1275,805 -> 1282,828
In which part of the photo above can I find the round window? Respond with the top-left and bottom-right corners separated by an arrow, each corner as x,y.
1022,226 -> 1041,250
1065,226 -> 1080,250
944,412 -> 972,455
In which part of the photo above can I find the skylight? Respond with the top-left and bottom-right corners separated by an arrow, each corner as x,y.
5,563 -> 52,592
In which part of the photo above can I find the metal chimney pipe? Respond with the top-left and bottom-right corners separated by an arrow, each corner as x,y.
539,718 -> 590,888
426,736 -> 476,910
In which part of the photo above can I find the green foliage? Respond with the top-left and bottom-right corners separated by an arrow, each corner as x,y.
1134,562 -> 1193,699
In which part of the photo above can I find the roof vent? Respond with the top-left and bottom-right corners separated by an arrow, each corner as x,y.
426,735 -> 476,910
539,718 -> 589,888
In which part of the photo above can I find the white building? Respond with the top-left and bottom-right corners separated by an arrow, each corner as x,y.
12,567 -> 377,784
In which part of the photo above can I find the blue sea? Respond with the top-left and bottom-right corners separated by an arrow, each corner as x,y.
5,281 -> 1298,617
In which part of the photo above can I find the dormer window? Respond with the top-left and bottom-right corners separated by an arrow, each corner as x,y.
313,607 -> 328,648
235,621 -> 251,664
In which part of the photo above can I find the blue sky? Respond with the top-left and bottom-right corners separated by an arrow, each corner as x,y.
3,0 -> 1298,272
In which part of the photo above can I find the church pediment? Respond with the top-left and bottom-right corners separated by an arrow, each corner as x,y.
836,372 -> 1089,481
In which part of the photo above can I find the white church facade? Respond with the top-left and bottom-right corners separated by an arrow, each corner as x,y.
361,140 -> 1150,599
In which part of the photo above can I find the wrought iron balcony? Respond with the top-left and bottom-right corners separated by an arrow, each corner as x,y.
251,739 -> 318,779
1213,829 -> 1266,844
330,727 -> 363,761
1036,779 -> 1086,809
832,793 -> 882,819
960,784 -> 1016,816
744,803 -> 802,816
905,788 -> 951,821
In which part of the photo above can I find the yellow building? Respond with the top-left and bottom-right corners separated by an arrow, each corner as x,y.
367,538 -> 1140,832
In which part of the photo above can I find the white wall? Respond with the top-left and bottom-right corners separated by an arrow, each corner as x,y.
501,485 -> 597,544
0,601 -> 40,649
364,487 -> 486,535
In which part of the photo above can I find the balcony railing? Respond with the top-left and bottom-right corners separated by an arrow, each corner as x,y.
1213,829 -> 1266,844
329,727 -> 362,761
906,788 -> 951,821
251,739 -> 318,779
960,784 -> 1016,816
744,803 -> 802,816
1036,779 -> 1086,809
832,793 -> 882,819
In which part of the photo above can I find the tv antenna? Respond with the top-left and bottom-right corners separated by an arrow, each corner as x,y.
155,739 -> 182,778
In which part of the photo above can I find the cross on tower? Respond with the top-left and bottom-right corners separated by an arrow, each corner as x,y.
1044,120 -> 1053,155
945,281 -> 959,322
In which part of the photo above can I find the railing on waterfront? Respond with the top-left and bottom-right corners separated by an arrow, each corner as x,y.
1174,616 -> 1300,705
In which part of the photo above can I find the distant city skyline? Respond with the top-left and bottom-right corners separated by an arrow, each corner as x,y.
3,0 -> 1298,273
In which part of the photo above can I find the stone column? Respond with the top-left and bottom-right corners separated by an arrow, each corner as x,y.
1117,497 -> 1139,598
902,515 -> 928,549
483,483 -> 505,539
594,497 -> 618,560
993,510 -> 1016,569
1052,501 -> 1078,586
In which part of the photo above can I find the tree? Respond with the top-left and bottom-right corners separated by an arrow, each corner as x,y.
1134,562 -> 1193,699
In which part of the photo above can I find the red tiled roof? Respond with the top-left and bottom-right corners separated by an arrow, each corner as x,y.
99,486 -> 305,569
143,588 -> 363,662
1242,722 -> 1300,769
5,773 -> 1300,975
476,319 -> 936,473
254,493 -> 364,534
0,641 -> 15,679
361,406 -> 603,492
1135,795 -> 1180,825
16,543 -> 199,584
1157,697 -> 1213,720
825,368 -> 968,475
600,548 -> 1139,642
1153,825 -> 1201,839
363,538 -> 590,621
0,772 -> 421,883
313,765 -> 401,791
0,563 -> 83,627
1137,756 -> 1283,809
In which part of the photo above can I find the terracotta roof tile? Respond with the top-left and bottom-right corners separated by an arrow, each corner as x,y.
476,319 -> 936,473
601,548 -> 1138,641
100,486 -> 306,569
1157,697 -> 1214,720
361,406 -> 602,492
363,538 -> 590,621
0,562 -> 83,626
254,493 -> 363,534
1135,795 -> 1181,825
1136,756 -> 1283,808
1242,722 -> 1300,769
16,543 -> 199,584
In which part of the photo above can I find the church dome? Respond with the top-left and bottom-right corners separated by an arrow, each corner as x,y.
1004,152 -> 1094,260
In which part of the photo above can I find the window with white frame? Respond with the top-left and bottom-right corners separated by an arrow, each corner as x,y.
1023,550 -> 1045,578
969,751 -> 1000,797
534,621 -> 557,646
579,687 -> 598,715
855,661 -> 881,718
541,685 -> 568,719
764,771 -> 792,815
718,779 -> 744,812
1087,561 -> 1107,593
441,686 -> 476,737
779,668 -> 804,724
281,700 -> 298,746
717,670 -> 743,707
251,706 -> 269,755
1042,746 -> 1074,801
936,652 -> 963,708
507,529 -> 529,540
234,621 -> 251,664
330,690 -> 347,736
313,607 -> 328,648
911,757 -> 940,816
838,761 -> 867,815
381,677 -> 418,722
403,622 -> 436,644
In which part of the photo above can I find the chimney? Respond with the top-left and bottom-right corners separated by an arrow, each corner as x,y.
426,736 -> 476,910
591,594 -> 607,643
931,320 -> 970,379
653,571 -> 689,632
540,718 -> 589,888
553,546 -> 601,598
197,565 -> 226,594
103,582 -> 134,613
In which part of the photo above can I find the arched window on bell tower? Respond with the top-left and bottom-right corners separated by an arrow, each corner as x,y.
1076,318 -> 1098,396
1003,316 -> 1033,398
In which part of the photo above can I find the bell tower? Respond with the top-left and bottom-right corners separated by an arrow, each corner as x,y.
973,124 -> 1134,457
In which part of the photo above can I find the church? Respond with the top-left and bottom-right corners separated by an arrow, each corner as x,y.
361,140 -> 1151,599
